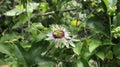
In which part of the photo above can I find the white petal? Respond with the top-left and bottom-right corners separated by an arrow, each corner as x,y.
55,43 -> 59,48
69,42 -> 75,47
63,39 -> 69,48
64,42 -> 69,48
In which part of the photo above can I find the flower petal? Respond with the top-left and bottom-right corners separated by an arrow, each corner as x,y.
69,41 -> 75,47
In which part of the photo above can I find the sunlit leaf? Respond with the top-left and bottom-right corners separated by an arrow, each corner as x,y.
39,2 -> 49,12
26,2 -> 39,12
96,51 -> 104,60
103,0 -> 117,8
73,42 -> 82,55
4,2 -> 39,16
103,0 -> 117,15
88,39 -> 101,53
4,8 -> 24,16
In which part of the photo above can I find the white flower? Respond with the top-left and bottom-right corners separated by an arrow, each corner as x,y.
46,25 -> 75,48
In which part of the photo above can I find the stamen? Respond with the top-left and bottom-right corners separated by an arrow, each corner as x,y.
53,30 -> 65,38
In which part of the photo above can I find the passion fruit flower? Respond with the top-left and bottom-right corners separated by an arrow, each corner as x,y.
46,25 -> 76,48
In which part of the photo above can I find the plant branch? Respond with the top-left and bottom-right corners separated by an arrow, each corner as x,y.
38,8 -> 77,16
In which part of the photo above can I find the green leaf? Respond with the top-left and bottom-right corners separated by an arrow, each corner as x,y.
26,2 -> 39,13
4,2 -> 39,16
12,13 -> 34,29
81,39 -> 92,60
0,43 -> 28,66
108,0 -> 117,7
0,43 -> 12,56
96,51 -> 104,60
73,42 -> 82,55
0,34 -> 20,42
88,39 -> 101,52
12,13 -> 28,29
113,43 -> 120,59
103,0 -> 117,8
103,0 -> 109,8
103,39 -> 114,45
0,34 -> 28,66
36,33 -> 46,42
94,21 -> 105,32
37,60 -> 54,67
113,13 -> 120,26
87,17 -> 105,33
105,50 -> 113,59
39,2 -> 49,12
88,59 -> 98,67
77,58 -> 89,67
4,8 -> 24,16
103,0 -> 117,15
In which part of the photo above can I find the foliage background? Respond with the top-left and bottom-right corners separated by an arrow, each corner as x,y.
0,0 -> 120,67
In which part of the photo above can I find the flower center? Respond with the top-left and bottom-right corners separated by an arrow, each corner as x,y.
53,30 -> 65,38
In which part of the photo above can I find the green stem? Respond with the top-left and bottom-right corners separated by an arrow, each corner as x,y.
108,16 -> 112,41
25,0 -> 31,27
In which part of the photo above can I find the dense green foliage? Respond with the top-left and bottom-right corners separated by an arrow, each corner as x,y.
0,0 -> 120,67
